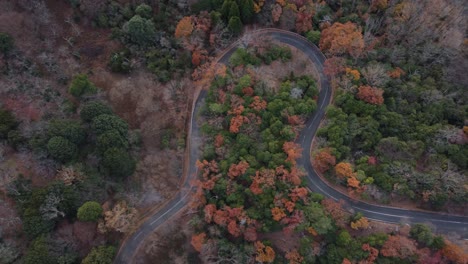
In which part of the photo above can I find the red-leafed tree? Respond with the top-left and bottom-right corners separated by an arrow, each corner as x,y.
381,235 -> 417,259
214,134 -> 224,148
244,226 -> 258,241
213,209 -> 229,227
227,220 -> 241,237
191,233 -> 206,252
357,85 -> 384,105
362,243 -> 379,264
313,148 -> 336,173
295,10 -> 313,33
228,161 -> 249,179
204,204 -> 217,223
319,22 -> 364,58
242,87 -> 255,96
250,96 -> 267,111
289,187 -> 308,202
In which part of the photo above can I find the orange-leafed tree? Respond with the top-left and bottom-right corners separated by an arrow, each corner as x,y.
255,241 -> 276,263
286,249 -> 304,264
175,16 -> 194,38
342,259 -> 352,264
350,217 -> 369,230
283,141 -> 302,165
388,67 -> 405,79
380,235 -> 417,259
313,148 -> 336,173
228,160 -> 249,179
229,115 -> 247,133
250,169 -> 276,194
347,176 -> 361,189
362,243 -> 379,264
335,162 -> 355,178
250,96 -> 267,111
357,85 -> 384,105
441,240 -> 468,264
191,232 -> 206,252
271,207 -> 286,221
319,22 -> 364,58
345,67 -> 361,80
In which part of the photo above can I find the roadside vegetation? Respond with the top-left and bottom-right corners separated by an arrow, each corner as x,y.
0,0 -> 466,263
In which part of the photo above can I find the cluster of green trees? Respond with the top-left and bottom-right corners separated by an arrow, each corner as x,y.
229,44 -> 292,67
41,85 -> 136,179
191,0 -> 254,35
0,107 -> 22,148
67,2 -> 192,82
1,74 -> 135,263
193,47 -> 332,261
309,0 -> 467,209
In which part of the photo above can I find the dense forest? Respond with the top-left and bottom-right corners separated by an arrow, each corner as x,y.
0,0 -> 466,263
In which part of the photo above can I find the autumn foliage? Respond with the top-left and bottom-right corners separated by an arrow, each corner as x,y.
255,241 -> 276,263
228,160 -> 249,178
191,233 -> 206,252
319,22 -> 364,58
357,85 -> 384,105
350,217 -> 369,230
283,141 -> 302,165
175,16 -> 194,38
335,162 -> 355,178
441,240 -> 468,264
362,243 -> 379,263
285,249 -> 304,264
313,148 -> 336,173
271,207 -> 286,221
381,235 -> 417,259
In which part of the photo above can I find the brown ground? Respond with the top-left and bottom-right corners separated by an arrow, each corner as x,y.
252,43 -> 320,93
0,0 -> 191,253
134,208 -> 195,264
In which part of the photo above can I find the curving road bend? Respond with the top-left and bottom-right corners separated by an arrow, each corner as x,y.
114,29 -> 468,263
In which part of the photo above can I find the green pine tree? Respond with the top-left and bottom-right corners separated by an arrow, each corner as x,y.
240,0 -> 254,24
228,16 -> 243,35
228,1 -> 240,20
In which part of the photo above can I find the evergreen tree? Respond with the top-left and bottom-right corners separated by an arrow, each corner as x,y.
228,1 -> 240,19
228,16 -> 243,35
240,0 -> 254,24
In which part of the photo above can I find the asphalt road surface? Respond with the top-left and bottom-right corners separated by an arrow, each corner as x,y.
114,29 -> 468,263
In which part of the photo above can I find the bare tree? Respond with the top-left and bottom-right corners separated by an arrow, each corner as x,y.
39,192 -> 65,220
361,63 -> 389,87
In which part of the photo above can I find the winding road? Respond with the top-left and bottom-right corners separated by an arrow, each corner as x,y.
114,29 -> 468,263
